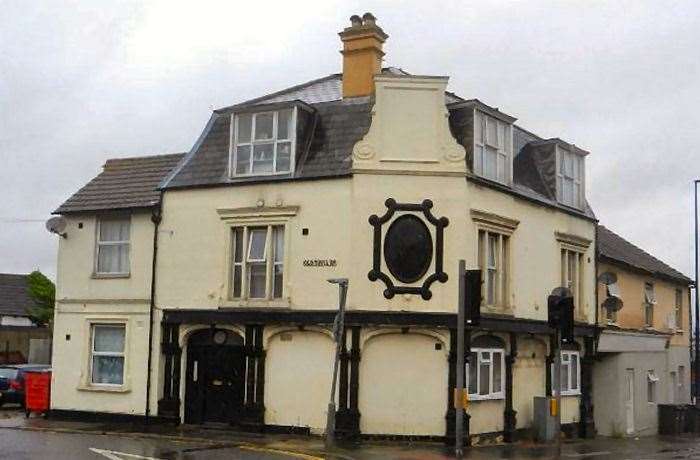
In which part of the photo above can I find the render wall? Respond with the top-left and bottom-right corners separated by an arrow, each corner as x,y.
51,211 -> 154,414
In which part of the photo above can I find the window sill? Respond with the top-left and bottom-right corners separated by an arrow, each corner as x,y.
77,384 -> 130,394
675,329 -> 685,335
222,298 -> 291,309
468,394 -> 505,402
91,273 -> 130,280
561,392 -> 581,397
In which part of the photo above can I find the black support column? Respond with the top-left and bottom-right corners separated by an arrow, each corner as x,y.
336,326 -> 361,439
445,328 -> 470,444
157,322 -> 181,420
546,334 -> 555,396
241,324 -> 265,431
579,336 -> 595,438
503,332 -> 518,442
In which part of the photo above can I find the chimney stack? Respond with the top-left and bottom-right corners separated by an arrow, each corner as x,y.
339,13 -> 388,98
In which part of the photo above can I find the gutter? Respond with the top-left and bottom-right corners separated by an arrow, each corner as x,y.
145,193 -> 163,420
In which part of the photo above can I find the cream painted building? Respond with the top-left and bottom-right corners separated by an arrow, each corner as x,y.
50,15 -> 601,442
594,225 -> 693,437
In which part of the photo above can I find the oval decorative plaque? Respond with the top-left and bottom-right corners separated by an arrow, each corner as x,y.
383,214 -> 433,284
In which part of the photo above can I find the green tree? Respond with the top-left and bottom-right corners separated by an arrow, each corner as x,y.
26,271 -> 55,327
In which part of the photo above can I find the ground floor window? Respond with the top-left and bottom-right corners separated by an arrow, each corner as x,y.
90,324 -> 125,385
467,348 -> 504,399
559,350 -> 580,395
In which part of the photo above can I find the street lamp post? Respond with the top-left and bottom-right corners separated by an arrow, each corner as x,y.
325,278 -> 349,449
694,181 -> 699,406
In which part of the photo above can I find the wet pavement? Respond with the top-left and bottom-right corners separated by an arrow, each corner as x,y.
1,407 -> 700,459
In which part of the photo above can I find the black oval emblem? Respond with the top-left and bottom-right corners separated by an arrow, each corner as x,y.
383,214 -> 433,284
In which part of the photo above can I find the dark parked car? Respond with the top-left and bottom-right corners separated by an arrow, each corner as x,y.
0,365 -> 50,407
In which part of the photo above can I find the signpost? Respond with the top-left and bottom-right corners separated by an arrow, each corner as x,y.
325,278 -> 349,449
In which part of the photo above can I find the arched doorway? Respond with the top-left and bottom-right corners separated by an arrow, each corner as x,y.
184,328 -> 245,424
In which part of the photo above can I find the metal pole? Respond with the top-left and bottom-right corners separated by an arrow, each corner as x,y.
455,260 -> 466,457
554,329 -> 562,452
694,181 -> 699,406
326,278 -> 348,449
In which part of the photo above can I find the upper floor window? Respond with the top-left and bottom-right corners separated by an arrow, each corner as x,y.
474,110 -> 512,185
605,279 -> 621,323
478,229 -> 509,308
561,248 -> 583,313
90,324 -> 125,386
556,146 -> 585,209
232,108 -> 297,176
644,282 -> 656,327
675,288 -> 683,330
96,217 -> 130,275
231,225 -> 285,300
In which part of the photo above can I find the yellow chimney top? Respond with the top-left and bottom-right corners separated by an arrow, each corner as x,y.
339,13 -> 388,99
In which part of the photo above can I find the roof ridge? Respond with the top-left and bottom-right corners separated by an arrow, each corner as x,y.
105,152 -> 185,164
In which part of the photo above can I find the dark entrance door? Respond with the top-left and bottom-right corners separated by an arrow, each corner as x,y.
184,329 -> 246,424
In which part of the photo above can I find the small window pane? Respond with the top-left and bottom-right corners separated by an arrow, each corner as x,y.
235,145 -> 251,174
233,228 -> 243,263
276,142 -> 292,172
273,265 -> 283,298
571,354 -> 579,390
232,265 -> 242,298
237,114 -> 252,143
497,122 -> 505,149
100,220 -> 130,242
468,352 -> 477,394
273,227 -> 284,263
474,145 -> 483,173
474,112 -> 483,144
254,113 -> 274,140
92,356 -> 124,385
277,109 -> 293,140
493,352 -> 502,393
252,143 -> 274,173
249,264 -> 266,298
487,118 -> 498,147
561,361 -> 570,391
497,153 -> 506,183
484,147 -> 497,179
247,228 -> 267,261
97,244 -> 129,274
487,270 -> 496,305
93,326 -> 125,353
479,357 -> 490,395
562,178 -> 574,205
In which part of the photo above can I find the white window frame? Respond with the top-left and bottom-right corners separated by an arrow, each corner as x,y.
230,107 -> 298,177
561,247 -> 583,315
644,282 -> 656,327
675,288 -> 683,330
466,347 -> 505,400
95,216 -> 131,276
473,109 -> 512,185
89,323 -> 126,387
556,145 -> 585,209
560,350 -> 581,396
478,229 -> 509,308
230,224 -> 286,300
605,281 -> 621,323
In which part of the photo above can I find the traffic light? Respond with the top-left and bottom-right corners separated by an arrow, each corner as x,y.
464,269 -> 481,326
548,293 -> 574,343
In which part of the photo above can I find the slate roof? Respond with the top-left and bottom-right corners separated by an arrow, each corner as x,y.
0,274 -> 35,317
597,225 -> 692,285
55,153 -> 184,214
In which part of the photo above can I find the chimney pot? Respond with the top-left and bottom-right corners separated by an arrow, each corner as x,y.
339,13 -> 387,98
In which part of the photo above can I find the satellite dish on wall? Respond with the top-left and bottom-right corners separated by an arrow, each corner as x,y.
602,296 -> 624,312
45,216 -> 67,238
598,272 -> 618,286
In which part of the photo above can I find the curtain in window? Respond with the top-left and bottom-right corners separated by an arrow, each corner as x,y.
97,220 -> 130,274
91,326 -> 125,385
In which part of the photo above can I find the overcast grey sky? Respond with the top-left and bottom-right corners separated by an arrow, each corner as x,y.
1,0 -> 699,280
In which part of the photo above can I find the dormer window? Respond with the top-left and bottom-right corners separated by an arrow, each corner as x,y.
231,108 -> 297,176
474,110 -> 512,185
556,145 -> 585,208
